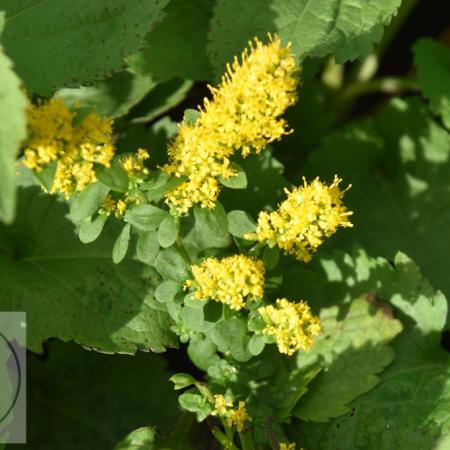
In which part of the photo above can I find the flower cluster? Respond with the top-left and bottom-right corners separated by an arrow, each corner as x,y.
248,176 -> 353,262
163,34 -> 299,214
258,298 -> 322,355
279,444 -> 297,450
23,99 -> 114,198
212,395 -> 251,433
186,255 -> 265,311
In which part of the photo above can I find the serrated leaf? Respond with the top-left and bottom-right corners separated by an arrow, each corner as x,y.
128,0 -> 213,82
293,296 -> 402,422
0,44 -> 28,224
78,214 -> 107,244
0,0 -> 169,94
208,0 -> 402,75
294,251 -> 450,450
112,223 -> 131,264
125,204 -> 168,231
414,38 -> 450,128
70,182 -> 110,223
157,215 -> 180,248
227,210 -> 256,238
155,247 -> 190,282
0,185 -> 176,353
56,69 -> 156,119
303,97 -> 450,314
136,229 -> 159,265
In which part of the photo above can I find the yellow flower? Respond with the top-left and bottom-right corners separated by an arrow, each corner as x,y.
226,401 -> 251,433
248,176 -> 353,262
212,394 -> 233,417
23,99 -> 114,198
279,444 -> 297,450
163,34 -> 299,214
258,298 -> 322,356
186,255 -> 265,311
120,148 -> 150,180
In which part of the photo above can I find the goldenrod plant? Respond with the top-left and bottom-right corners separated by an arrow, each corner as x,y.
0,1 -> 449,449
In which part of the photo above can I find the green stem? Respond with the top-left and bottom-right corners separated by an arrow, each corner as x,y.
239,430 -> 256,450
339,77 -> 419,102
211,427 -> 239,450
248,241 -> 266,256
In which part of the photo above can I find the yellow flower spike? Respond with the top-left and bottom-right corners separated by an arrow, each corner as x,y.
23,98 -> 114,199
186,255 -> 265,311
258,298 -> 322,356
226,401 -> 252,433
163,34 -> 299,214
248,176 -> 353,262
120,149 -> 150,179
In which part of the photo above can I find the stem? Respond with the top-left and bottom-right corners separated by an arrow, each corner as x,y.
339,77 -> 419,102
211,427 -> 239,450
248,241 -> 266,256
239,430 -> 256,450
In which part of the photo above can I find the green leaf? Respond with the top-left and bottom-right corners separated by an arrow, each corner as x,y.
293,296 -> 402,422
414,38 -> 450,128
208,0 -> 402,74
157,215 -> 180,248
262,246 -> 279,270
183,108 -> 201,125
0,0 -> 169,94
125,204 -> 169,231
193,203 -> 231,249
136,230 -> 159,265
95,159 -> 129,193
248,334 -> 266,356
78,214 -> 108,244
112,223 -> 131,264
170,373 -> 197,391
56,69 -> 157,119
127,0 -> 214,82
0,185 -> 176,353
69,182 -> 110,223
178,390 -> 213,422
220,149 -> 288,216
155,247 -> 190,282
155,280 -> 182,303
212,318 -> 252,362
25,340 -> 179,449
114,427 -> 156,450
0,44 -> 28,224
141,173 -> 187,202
227,210 -> 256,238
219,164 -> 248,189
303,97 -> 450,313
298,252 -> 450,450
131,79 -> 193,124
188,334 -> 219,371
